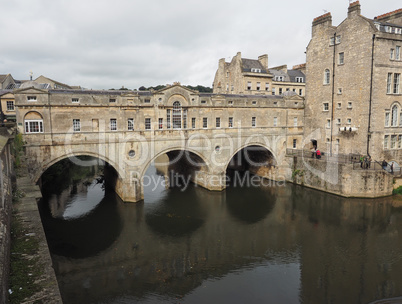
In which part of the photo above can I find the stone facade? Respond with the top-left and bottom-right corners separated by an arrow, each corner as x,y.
14,84 -> 304,202
305,1 -> 402,167
213,52 -> 305,97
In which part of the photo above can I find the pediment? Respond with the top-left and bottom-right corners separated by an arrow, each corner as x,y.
13,87 -> 49,94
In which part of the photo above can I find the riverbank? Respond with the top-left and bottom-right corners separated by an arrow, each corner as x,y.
8,156 -> 62,303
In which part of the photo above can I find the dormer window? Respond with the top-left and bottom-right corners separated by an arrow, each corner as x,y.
251,68 -> 261,73
109,98 -> 116,103
275,76 -> 284,81
144,99 -> 150,103
201,100 -> 206,104
295,77 -> 304,83
27,96 -> 37,101
72,98 -> 79,103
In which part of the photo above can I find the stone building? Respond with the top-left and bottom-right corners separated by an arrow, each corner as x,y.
270,64 -> 306,97
212,52 -> 305,97
304,1 -> 402,165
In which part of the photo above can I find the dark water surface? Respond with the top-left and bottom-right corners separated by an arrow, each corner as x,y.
38,164 -> 402,304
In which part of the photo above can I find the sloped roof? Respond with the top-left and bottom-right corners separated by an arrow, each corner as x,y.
0,75 -> 8,83
288,69 -> 306,82
241,59 -> 269,73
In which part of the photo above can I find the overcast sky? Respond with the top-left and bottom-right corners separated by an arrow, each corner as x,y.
1,0 -> 400,90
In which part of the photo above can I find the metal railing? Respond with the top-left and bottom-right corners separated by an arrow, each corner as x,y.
286,149 -> 361,164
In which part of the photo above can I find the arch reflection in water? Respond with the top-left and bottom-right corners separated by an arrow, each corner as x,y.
38,158 -> 123,259
144,162 -> 206,238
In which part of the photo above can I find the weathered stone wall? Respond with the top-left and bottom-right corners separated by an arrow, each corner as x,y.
288,156 -> 393,198
0,129 -> 15,303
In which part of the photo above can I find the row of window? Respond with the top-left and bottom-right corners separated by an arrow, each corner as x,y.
390,46 -> 401,60
384,134 -> 402,149
387,73 -> 400,94
323,101 -> 353,111
69,116 -> 300,132
325,118 -> 352,127
272,88 -> 303,96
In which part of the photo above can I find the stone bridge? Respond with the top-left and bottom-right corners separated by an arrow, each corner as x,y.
14,84 -> 305,202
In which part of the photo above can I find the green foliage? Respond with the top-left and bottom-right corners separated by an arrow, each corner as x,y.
138,84 -> 213,92
9,214 -> 43,303
13,133 -> 23,168
393,186 -> 402,195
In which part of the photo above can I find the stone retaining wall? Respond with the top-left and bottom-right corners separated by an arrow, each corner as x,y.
287,156 -> 393,198
0,129 -> 15,303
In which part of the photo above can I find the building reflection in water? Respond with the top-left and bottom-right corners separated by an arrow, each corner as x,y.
38,161 -> 402,304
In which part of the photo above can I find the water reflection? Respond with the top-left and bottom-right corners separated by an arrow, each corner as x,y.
38,162 -> 402,304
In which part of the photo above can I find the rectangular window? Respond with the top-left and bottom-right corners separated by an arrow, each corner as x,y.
203,117 -> 208,128
326,119 -> 331,128
338,52 -> 344,65
293,139 -> 297,149
145,118 -> 151,130
399,135 -> 402,149
385,112 -> 390,127
216,117 -> 221,128
384,135 -> 389,149
394,73 -> 400,94
226,83 -> 229,91
347,102 -> 352,109
279,88 -> 283,95
128,118 -> 134,131
397,46 -> 401,60
25,120 -> 43,133
256,82 -> 261,91
251,117 -> 256,127
273,117 -> 278,127
247,81 -> 252,90
109,98 -> 116,103
299,89 -> 303,96
330,37 -> 335,45
323,103 -> 329,111
72,98 -> 79,103
73,119 -> 81,132
294,117 -> 298,127
166,109 -> 171,129
391,48 -> 395,60
265,83 -> 269,91
144,99 -> 151,103
272,88 -> 276,95
183,109 -> 187,129
337,102 -> 342,109
110,119 -> 117,131
336,118 -> 341,124
347,118 -> 351,124
6,101 -> 14,111
192,117 -> 196,129
391,135 -> 397,149
336,35 -> 341,44
158,118 -> 163,129
228,117 -> 233,128
387,73 -> 393,94
27,96 -> 37,101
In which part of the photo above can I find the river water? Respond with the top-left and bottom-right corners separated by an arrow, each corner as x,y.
38,161 -> 402,304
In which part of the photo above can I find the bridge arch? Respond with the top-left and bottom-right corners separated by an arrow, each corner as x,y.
224,143 -> 278,171
224,143 -> 278,182
34,151 -> 123,183
140,147 -> 211,181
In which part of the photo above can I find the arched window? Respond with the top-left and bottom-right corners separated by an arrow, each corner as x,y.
24,111 -> 44,133
392,104 -> 398,126
324,69 -> 330,85
172,101 -> 181,129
